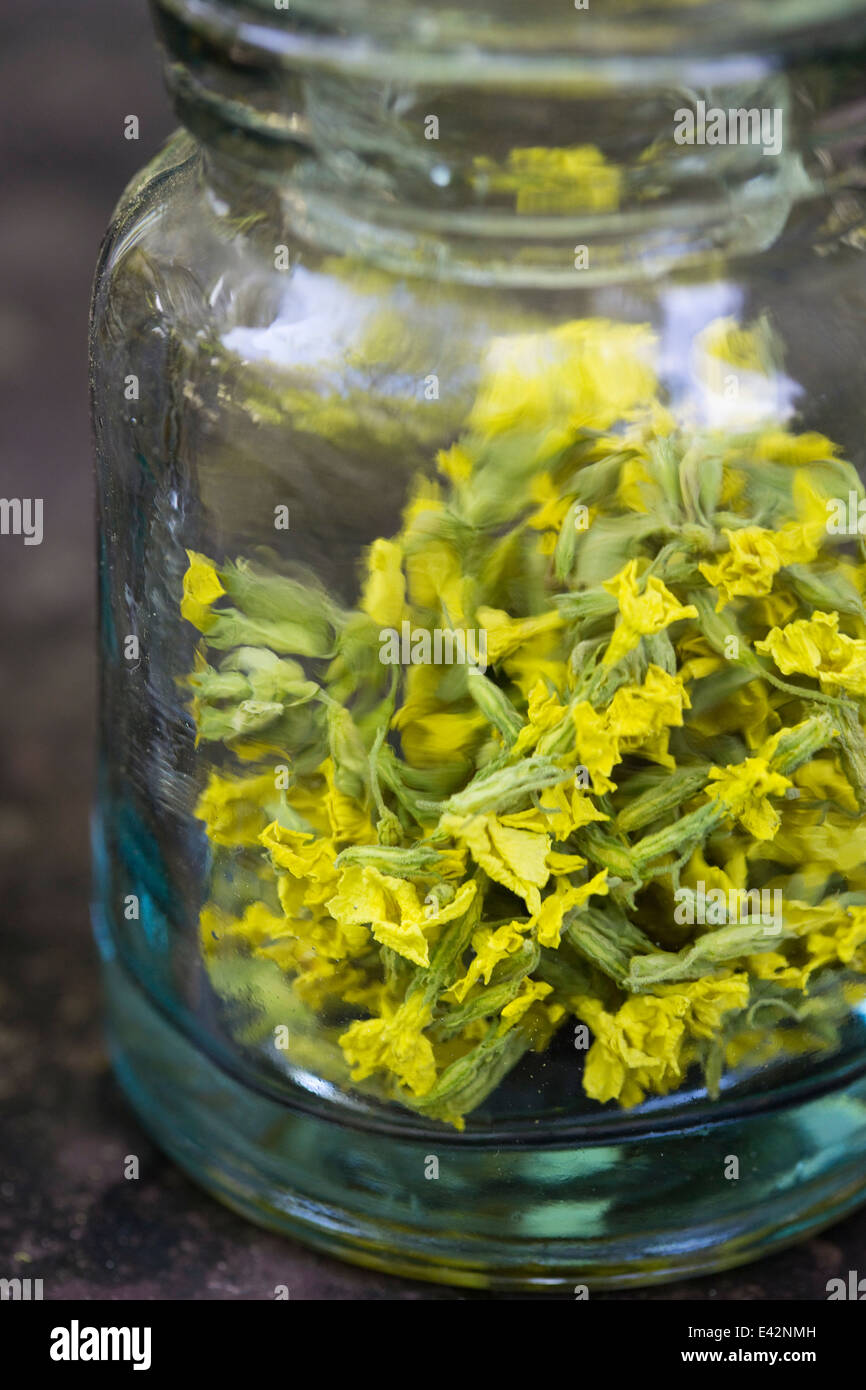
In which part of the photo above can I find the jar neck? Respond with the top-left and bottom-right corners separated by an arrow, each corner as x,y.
151,0 -> 866,285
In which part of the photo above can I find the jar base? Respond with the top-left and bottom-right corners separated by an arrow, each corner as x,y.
102,954 -> 866,1292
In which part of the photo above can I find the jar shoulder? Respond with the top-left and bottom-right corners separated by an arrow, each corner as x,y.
95,133 -> 200,283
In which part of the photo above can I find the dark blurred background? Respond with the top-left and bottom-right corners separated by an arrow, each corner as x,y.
0,0 -> 863,1300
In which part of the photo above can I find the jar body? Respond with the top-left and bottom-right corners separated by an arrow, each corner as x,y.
93,43 -> 866,1283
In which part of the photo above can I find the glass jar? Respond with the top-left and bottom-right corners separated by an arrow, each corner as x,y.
91,0 -> 866,1289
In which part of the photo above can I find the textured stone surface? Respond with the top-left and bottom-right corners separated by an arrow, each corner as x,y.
1,0 -> 864,1301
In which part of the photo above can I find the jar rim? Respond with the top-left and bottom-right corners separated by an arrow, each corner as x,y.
154,0 -> 866,82
152,0 -> 866,283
